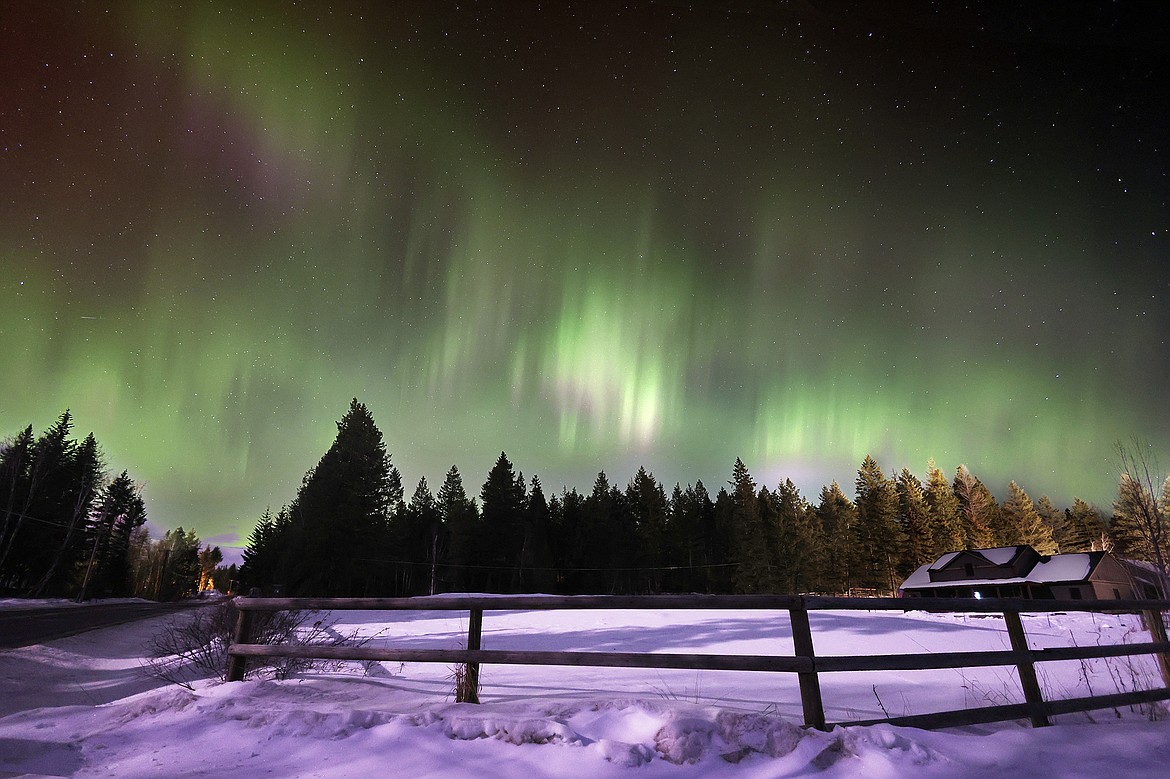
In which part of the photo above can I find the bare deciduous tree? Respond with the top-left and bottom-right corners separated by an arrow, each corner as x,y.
1111,440 -> 1169,596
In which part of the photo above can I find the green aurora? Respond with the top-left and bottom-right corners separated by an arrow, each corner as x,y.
2,2 -> 1168,557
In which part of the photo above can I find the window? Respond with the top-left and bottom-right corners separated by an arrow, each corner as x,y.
1069,587 -> 1082,600
963,563 -> 974,577
1114,588 -> 1122,600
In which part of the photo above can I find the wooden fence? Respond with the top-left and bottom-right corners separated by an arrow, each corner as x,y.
225,594 -> 1170,731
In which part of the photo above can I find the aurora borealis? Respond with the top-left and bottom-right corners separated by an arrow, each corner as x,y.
3,2 -> 1168,559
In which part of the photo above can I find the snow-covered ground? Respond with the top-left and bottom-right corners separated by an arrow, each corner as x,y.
1,600 -> 1169,777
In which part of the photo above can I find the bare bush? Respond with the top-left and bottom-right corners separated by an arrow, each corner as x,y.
144,600 -> 358,689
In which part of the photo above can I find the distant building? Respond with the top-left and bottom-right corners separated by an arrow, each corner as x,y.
899,545 -> 1166,601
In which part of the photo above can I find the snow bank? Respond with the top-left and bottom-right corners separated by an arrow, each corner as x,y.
1,605 -> 1168,777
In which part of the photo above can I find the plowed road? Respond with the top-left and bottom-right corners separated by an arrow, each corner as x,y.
0,600 -> 215,649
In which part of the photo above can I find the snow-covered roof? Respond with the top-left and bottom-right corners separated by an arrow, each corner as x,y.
979,546 -> 1024,566
901,550 -> 1103,590
927,551 -> 962,570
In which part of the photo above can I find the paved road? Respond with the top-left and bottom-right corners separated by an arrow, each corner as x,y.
0,600 -> 216,649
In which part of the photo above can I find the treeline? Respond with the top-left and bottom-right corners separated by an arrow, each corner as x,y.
241,399 -> 1167,597
0,411 -> 232,600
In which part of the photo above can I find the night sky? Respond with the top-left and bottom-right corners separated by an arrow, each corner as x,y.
3,1 -> 1168,560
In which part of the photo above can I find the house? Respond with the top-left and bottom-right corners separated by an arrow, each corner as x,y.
899,545 -> 1165,601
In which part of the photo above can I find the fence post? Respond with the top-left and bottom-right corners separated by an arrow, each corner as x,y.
789,599 -> 827,730
226,603 -> 255,682
1143,608 -> 1170,688
1003,610 -> 1049,727
461,607 -> 483,704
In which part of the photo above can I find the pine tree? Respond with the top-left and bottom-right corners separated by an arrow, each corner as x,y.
1035,496 -> 1065,551
479,452 -> 526,592
282,399 -> 396,595
198,546 -> 224,591
626,467 -> 669,592
768,479 -> 820,594
1001,481 -> 1055,553
156,527 -> 202,600
78,471 -> 147,599
1061,499 -> 1106,552
401,477 -> 442,594
924,460 -> 962,556
896,468 -> 932,573
240,507 -> 277,592
521,475 -> 555,593
0,412 -> 80,589
953,465 -> 995,548
31,431 -> 105,596
728,459 -> 771,593
816,482 -> 855,593
437,465 -> 477,592
852,455 -> 903,593
667,481 -> 719,592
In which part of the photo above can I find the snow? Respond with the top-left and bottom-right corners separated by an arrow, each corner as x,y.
927,551 -> 961,570
1,602 -> 1169,777
1029,554 -> 1093,582
903,551 -> 1098,591
0,596 -> 153,610
978,547 -> 1023,566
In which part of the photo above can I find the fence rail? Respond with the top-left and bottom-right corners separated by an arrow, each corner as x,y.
225,593 -> 1170,731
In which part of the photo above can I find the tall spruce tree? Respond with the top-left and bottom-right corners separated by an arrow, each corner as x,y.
728,459 -> 771,593
1062,499 -> 1106,552
953,465 -> 995,548
281,399 -> 396,596
852,455 -> 902,593
479,452 -> 525,592
768,479 -> 820,594
896,468 -> 932,573
521,475 -> 555,593
1001,481 -> 1055,553
626,467 -> 669,592
437,465 -> 477,592
924,460 -> 963,556
1035,496 -> 1065,551
78,471 -> 147,599
402,477 -> 442,594
816,482 -> 855,593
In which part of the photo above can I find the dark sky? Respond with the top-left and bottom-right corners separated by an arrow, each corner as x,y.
2,1 -> 1168,558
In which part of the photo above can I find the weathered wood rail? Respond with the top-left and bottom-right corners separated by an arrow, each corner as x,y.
225,594 -> 1170,731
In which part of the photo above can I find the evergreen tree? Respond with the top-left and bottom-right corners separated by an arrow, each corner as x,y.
31,431 -> 105,596
438,465 -> 478,592
402,477 -> 442,594
198,546 -> 224,591
896,468 -> 932,573
520,475 -> 555,592
282,399 -> 396,595
626,467 -> 669,592
768,479 -> 820,594
78,471 -> 147,599
240,507 -> 277,592
479,452 -> 526,592
1061,499 -> 1106,552
156,527 -> 201,600
1001,481 -> 1055,553
555,487 -> 589,592
953,465 -> 994,548
667,481 -> 718,592
852,455 -> 903,593
924,460 -> 963,556
1035,496 -> 1065,551
728,459 -> 771,593
572,473 -> 615,593
815,482 -> 855,593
